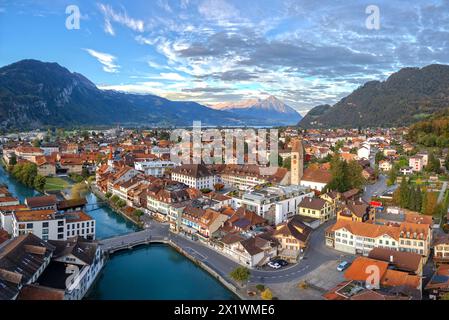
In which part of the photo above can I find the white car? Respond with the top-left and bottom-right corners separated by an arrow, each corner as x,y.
267,261 -> 281,269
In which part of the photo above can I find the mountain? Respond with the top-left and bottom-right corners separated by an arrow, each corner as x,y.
299,64 -> 449,128
210,95 -> 302,125
407,107 -> 449,148
0,59 -> 278,130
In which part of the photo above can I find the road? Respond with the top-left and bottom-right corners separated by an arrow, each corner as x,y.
363,174 -> 388,202
437,181 -> 448,204
139,219 -> 350,286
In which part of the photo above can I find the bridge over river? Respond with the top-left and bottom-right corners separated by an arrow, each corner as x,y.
99,229 -> 169,253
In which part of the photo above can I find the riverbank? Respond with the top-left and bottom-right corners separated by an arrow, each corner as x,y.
89,184 -> 144,228
91,184 -> 245,300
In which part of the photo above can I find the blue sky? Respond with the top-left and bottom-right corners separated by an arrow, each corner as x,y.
1,0 -> 449,115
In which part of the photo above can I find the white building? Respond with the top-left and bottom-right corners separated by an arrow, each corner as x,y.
12,210 -> 95,241
357,145 -> 370,160
171,164 -> 216,190
134,160 -> 177,177
49,237 -> 104,300
231,185 -> 314,225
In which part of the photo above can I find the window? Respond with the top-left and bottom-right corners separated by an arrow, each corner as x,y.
42,222 -> 49,228
58,221 -> 64,226
57,234 -> 64,239
26,223 -> 33,229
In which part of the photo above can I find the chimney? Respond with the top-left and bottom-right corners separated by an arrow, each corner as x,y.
390,255 -> 394,263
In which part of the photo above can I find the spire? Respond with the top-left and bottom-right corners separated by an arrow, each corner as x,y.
108,146 -> 113,160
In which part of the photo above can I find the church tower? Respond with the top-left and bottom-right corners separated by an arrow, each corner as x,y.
107,146 -> 114,168
290,138 -> 304,185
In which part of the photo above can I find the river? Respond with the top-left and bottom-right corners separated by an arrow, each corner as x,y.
0,165 -> 236,300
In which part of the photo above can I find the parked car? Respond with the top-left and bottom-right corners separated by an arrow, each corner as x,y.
267,261 -> 281,269
272,259 -> 288,267
337,261 -> 351,272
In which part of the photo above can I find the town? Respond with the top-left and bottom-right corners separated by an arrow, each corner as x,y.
0,125 -> 448,300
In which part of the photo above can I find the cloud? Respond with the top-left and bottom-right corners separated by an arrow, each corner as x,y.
84,48 -> 120,73
198,0 -> 239,23
98,3 -> 144,35
159,72 -> 186,81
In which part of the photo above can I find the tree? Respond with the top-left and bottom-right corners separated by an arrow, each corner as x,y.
261,288 -> 273,300
282,157 -> 291,170
134,209 -> 144,218
399,177 -> 410,209
415,186 -> 423,212
33,175 -> 46,192
71,183 -> 88,199
346,160 -> 366,190
105,192 -> 112,198
387,166 -> 398,186
422,192 -> 438,216
32,138 -> 41,147
426,152 -> 441,174
9,154 -> 17,166
229,267 -> 250,286
110,195 -> 120,203
441,292 -> 449,300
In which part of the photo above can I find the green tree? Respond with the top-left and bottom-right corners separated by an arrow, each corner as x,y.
9,154 -> 17,166
346,160 -> 366,190
426,152 -> 441,174
32,138 -> 41,147
399,177 -> 410,209
33,175 -> 46,192
375,151 -> 385,164
229,267 -> 250,286
387,166 -> 398,186
282,157 -> 291,170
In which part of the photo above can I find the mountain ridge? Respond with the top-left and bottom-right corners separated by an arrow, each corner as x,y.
210,95 -> 302,125
0,59 -> 285,130
299,64 -> 449,128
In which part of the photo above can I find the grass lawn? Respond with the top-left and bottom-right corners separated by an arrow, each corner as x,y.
44,177 -> 70,191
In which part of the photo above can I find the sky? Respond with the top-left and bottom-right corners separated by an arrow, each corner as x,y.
1,0 -> 449,115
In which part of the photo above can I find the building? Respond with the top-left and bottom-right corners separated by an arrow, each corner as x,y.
343,256 -> 422,298
425,265 -> 449,300
299,167 -> 332,192
218,233 -> 277,268
12,210 -> 95,241
218,165 -> 289,191
409,156 -> 424,172
171,164 -> 216,190
298,197 -> 334,224
290,138 -> 304,185
368,247 -> 423,276
272,215 -> 312,263
357,145 -> 370,160
24,195 -> 58,211
337,200 -> 372,223
180,206 -> 228,242
0,233 -> 55,300
41,237 -> 104,300
326,220 -> 431,258
134,160 -> 177,177
14,146 -> 44,162
379,160 -> 393,172
433,234 -> 449,264
230,185 -> 314,225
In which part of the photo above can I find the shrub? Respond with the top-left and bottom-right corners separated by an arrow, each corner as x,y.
256,284 -> 265,292
260,288 -> 273,300
105,192 -> 112,199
